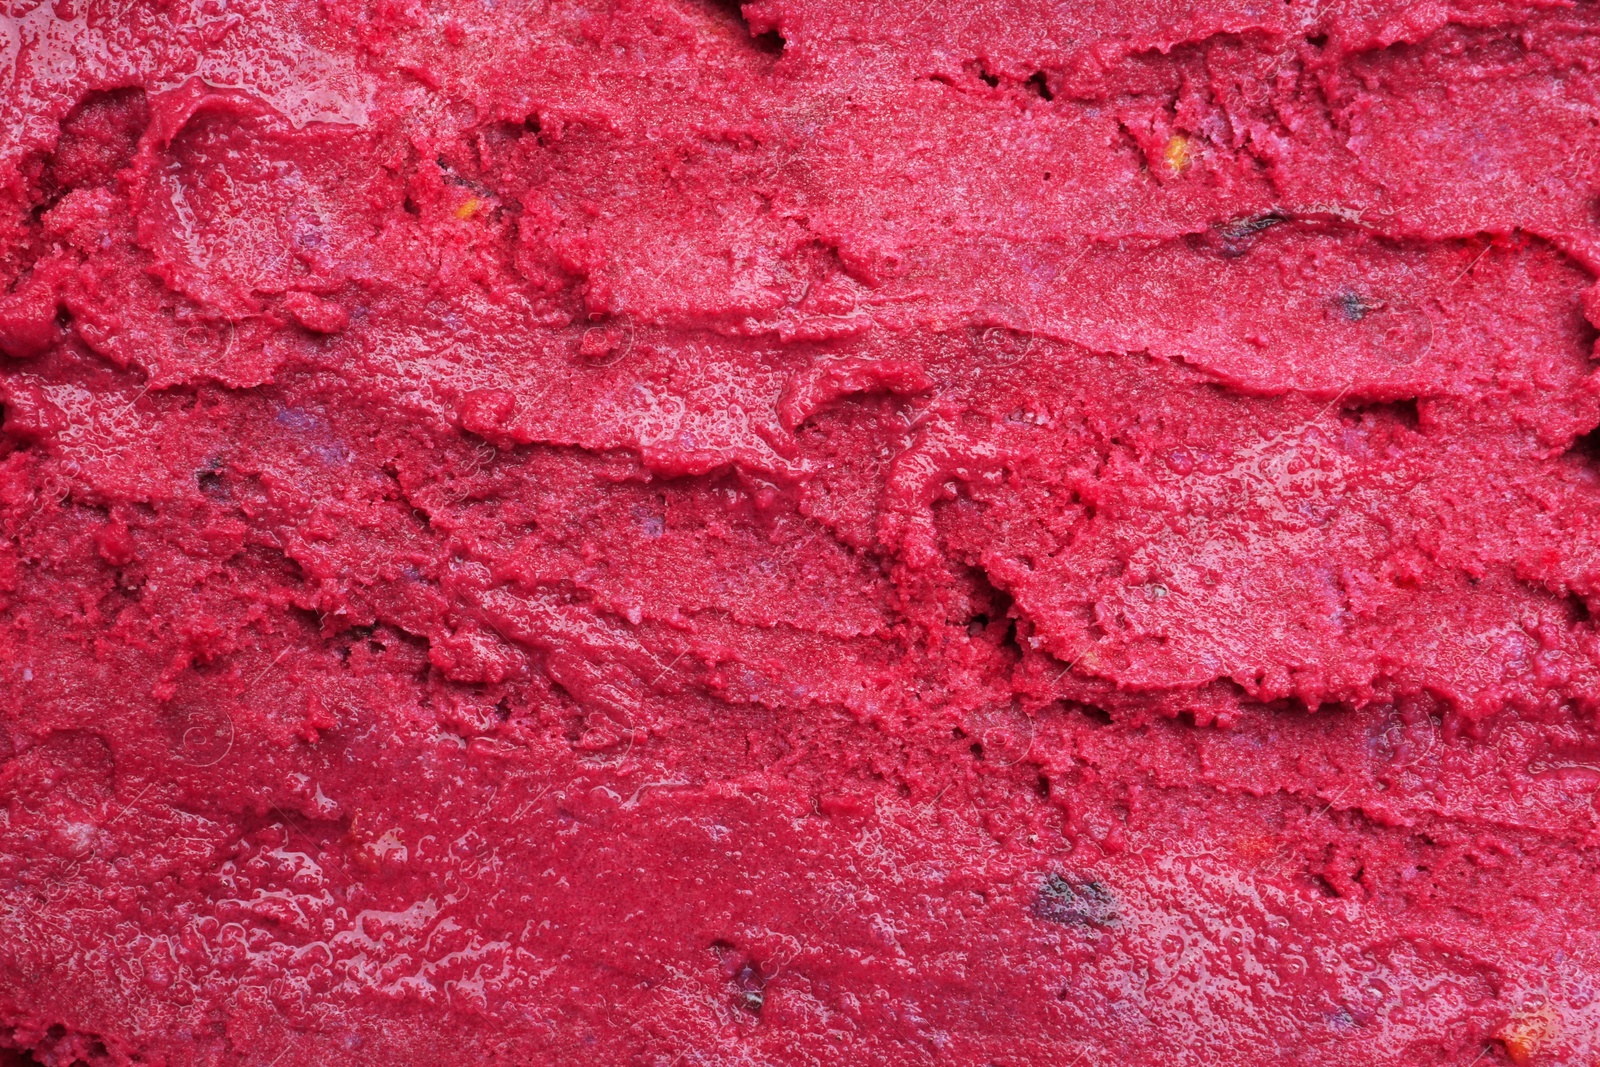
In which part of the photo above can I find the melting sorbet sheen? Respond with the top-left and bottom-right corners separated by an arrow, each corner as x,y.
3,1 -> 1600,1064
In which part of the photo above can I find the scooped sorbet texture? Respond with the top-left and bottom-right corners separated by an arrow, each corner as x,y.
4,1 -> 1600,1065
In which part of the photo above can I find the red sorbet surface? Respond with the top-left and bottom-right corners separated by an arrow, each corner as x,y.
3,1 -> 1600,1065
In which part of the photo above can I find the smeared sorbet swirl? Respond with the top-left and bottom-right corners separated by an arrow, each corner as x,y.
2,2 -> 1600,1065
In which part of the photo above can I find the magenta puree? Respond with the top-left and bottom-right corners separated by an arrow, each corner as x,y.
2,1 -> 1600,1064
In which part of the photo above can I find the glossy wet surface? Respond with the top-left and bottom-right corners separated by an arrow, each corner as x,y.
2,1 -> 1600,1064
